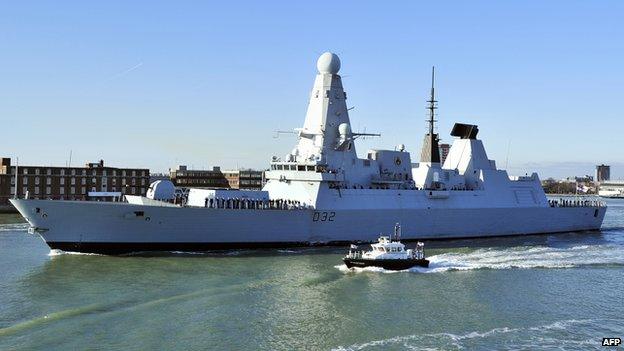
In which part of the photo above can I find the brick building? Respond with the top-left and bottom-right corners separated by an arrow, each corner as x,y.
170,166 -> 264,190
0,158 -> 150,206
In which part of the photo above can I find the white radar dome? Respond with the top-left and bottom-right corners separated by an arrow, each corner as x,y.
317,52 -> 341,74
338,122 -> 351,136
146,180 -> 176,201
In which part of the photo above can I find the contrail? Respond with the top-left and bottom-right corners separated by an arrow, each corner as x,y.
105,62 -> 144,82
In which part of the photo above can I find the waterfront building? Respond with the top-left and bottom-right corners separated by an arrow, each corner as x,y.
149,173 -> 171,183
170,166 -> 264,190
236,169 -> 264,190
598,180 -> 624,198
169,166 -> 229,188
596,164 -> 610,183
0,158 -> 149,206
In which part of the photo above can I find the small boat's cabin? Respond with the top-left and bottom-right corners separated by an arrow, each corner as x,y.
371,236 -> 406,254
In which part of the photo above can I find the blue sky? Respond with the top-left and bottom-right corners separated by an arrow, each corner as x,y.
1,1 -> 622,178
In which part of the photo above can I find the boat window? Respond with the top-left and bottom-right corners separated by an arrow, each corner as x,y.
297,165 -> 305,171
306,166 -> 314,171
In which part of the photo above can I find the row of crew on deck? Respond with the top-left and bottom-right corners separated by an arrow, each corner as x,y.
330,183 -> 473,191
548,199 -> 605,208
202,197 -> 309,210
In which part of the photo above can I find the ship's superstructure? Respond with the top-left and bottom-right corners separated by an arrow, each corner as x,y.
10,52 -> 606,254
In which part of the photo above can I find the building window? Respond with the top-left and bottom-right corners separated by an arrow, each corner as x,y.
46,177 -> 51,185
60,188 -> 64,195
61,169 -> 65,176
122,179 -> 126,185
35,169 -> 40,175
72,169 -> 76,175
131,187 -> 136,194
91,187 -> 96,192
35,177 -> 40,185
23,177 -> 28,185
81,178 -> 86,185
112,170 -> 117,176
71,187 -> 75,194
141,179 -> 145,186
71,178 -> 75,185
131,178 -> 136,185
122,170 -> 126,177
132,170 -> 136,177
103,170 -> 107,176
82,170 -> 86,175
46,169 -> 51,175
23,186 -> 27,194
92,178 -> 97,183
23,168 -> 28,174
61,178 -> 65,185
81,187 -> 86,194
35,186 -> 40,193
46,187 -> 51,194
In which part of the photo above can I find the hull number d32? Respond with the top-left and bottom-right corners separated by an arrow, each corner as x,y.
313,211 -> 336,222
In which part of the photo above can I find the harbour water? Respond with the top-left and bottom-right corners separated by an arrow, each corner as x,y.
0,202 -> 622,350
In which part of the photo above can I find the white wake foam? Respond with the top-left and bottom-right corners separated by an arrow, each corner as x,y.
332,319 -> 604,351
0,223 -> 29,232
337,243 -> 624,274
48,250 -> 102,257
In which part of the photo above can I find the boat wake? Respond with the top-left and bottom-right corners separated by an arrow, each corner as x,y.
0,223 -> 29,232
336,243 -> 624,273
332,318 -> 613,351
48,250 -> 103,257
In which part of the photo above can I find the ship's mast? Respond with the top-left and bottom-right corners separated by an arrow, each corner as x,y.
427,67 -> 437,136
420,66 -> 440,163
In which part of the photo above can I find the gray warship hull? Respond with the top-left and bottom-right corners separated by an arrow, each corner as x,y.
11,199 -> 606,254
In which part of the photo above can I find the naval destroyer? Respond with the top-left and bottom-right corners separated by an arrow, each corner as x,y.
11,52 -> 606,254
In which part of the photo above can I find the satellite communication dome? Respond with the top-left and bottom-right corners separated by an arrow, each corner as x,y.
338,122 -> 351,137
317,52 -> 341,74
146,180 -> 176,201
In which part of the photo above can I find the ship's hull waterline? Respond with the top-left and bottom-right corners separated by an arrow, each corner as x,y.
11,199 -> 606,254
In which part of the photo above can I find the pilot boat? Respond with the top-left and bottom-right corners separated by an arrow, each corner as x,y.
343,224 -> 429,270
